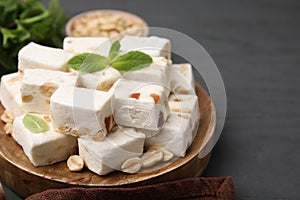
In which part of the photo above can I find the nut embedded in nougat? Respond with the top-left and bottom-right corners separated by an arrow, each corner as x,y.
51,86 -> 114,139
113,79 -> 169,131
21,68 -> 78,114
39,83 -> 58,97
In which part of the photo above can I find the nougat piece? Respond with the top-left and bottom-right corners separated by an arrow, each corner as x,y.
77,67 -> 121,91
168,94 -> 200,132
78,127 -> 145,175
21,69 -> 78,114
145,112 -> 194,157
18,42 -> 73,74
95,36 -> 171,58
113,79 -> 169,131
120,36 -> 171,59
0,73 -> 24,116
12,114 -> 77,166
63,37 -> 109,54
169,63 -> 195,94
50,86 -> 114,140
121,57 -> 171,88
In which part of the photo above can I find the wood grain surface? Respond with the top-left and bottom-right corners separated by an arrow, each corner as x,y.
0,182 -> 4,200
0,84 -> 215,198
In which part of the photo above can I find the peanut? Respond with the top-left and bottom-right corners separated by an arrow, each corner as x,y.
90,129 -> 106,141
22,95 -> 33,103
4,123 -> 13,135
148,146 -> 174,162
141,150 -> 163,168
177,113 -> 190,120
39,82 -> 58,97
1,110 -> 15,123
5,110 -> 15,121
56,125 -> 71,133
43,115 -> 51,123
96,81 -> 114,92
67,155 -> 84,172
121,157 -> 142,174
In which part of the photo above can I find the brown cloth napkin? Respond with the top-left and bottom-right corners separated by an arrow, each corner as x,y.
26,177 -> 235,200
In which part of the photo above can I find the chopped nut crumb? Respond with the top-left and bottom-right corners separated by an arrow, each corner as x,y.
43,115 -> 51,123
22,95 -> 34,103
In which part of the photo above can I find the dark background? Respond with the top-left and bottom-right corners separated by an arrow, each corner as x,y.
2,0 -> 300,199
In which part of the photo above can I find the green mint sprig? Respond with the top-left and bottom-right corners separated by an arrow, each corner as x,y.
23,114 -> 50,134
0,0 -> 67,76
66,41 -> 153,72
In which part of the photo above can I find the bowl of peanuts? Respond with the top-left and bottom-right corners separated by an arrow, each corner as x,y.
65,9 -> 149,37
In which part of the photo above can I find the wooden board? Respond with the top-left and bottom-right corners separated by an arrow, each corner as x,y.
0,84 -> 216,198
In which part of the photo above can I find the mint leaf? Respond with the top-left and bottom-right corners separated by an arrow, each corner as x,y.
66,41 -> 153,73
108,41 -> 121,61
1,22 -> 31,48
67,53 -> 109,73
111,51 -> 153,71
46,0 -> 67,47
0,0 -> 18,27
21,10 -> 50,25
23,114 -> 50,134
0,0 -> 67,74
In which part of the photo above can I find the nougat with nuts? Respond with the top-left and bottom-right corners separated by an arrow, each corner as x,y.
21,68 -> 78,114
18,42 -> 73,74
169,63 -> 195,94
168,94 -> 200,134
112,79 -> 169,131
120,35 -> 171,59
76,67 -> 121,92
63,37 -> 109,54
144,112 -> 194,157
121,57 -> 171,89
78,126 -> 145,175
0,73 -> 24,117
50,86 -> 114,140
12,114 -> 77,166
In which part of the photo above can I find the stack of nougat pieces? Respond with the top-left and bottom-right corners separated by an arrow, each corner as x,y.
0,35 -> 200,175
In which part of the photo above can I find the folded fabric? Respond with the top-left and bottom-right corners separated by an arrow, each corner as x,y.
26,177 -> 235,200
0,182 -> 5,200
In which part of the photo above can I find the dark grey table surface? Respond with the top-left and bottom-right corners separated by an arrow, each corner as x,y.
2,0 -> 300,199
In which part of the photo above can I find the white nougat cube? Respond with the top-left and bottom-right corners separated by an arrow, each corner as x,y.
0,73 -> 24,116
78,127 -> 145,175
96,36 -> 171,59
169,63 -> 195,94
168,94 -> 200,132
145,112 -> 194,157
12,114 -> 77,166
63,37 -> 109,54
77,67 -> 121,91
121,57 -> 171,88
120,36 -> 171,59
18,42 -> 73,73
21,69 -> 78,114
50,86 -> 114,140
113,79 -> 169,131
